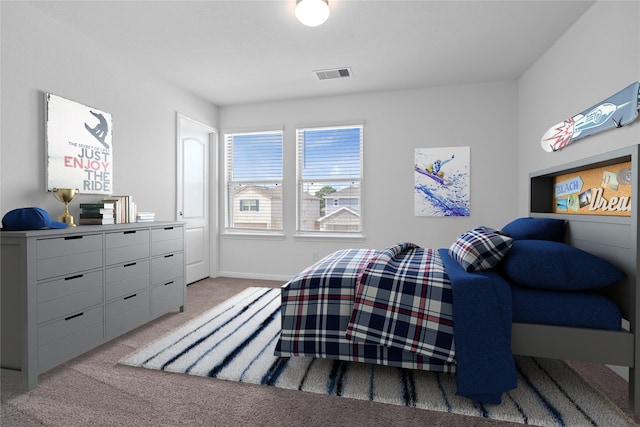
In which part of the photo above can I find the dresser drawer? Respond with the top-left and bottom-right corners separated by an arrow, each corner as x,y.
151,253 -> 184,286
105,260 -> 150,301
36,234 -> 103,280
151,226 -> 183,256
151,277 -> 184,317
106,289 -> 150,338
37,306 -> 104,373
37,234 -> 102,260
105,229 -> 149,266
37,271 -> 103,324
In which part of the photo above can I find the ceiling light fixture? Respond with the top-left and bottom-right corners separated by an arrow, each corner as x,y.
295,0 -> 330,27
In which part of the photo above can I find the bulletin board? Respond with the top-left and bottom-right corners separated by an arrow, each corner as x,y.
553,161 -> 631,216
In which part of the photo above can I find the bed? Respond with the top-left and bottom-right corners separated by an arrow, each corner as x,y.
274,145 -> 640,413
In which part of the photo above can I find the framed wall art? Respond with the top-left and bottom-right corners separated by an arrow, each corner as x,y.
414,146 -> 470,216
46,93 -> 113,195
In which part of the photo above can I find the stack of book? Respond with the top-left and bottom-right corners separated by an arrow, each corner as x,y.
136,212 -> 156,222
78,195 -> 145,225
100,195 -> 136,223
79,202 -> 116,225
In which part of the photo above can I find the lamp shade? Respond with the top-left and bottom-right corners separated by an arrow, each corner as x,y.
295,0 -> 330,27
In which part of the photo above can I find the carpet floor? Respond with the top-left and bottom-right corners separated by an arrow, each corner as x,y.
119,286 -> 634,426
2,277 -> 639,427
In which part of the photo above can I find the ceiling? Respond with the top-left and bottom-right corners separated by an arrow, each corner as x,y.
29,0 -> 595,106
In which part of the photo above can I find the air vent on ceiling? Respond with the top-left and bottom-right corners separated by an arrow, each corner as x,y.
314,67 -> 353,80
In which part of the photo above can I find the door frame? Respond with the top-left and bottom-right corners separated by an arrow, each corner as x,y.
176,112 -> 219,279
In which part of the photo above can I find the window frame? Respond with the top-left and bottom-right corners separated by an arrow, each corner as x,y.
295,124 -> 364,236
239,199 -> 260,212
224,129 -> 283,234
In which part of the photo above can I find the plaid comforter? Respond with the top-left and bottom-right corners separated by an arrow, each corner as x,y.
275,242 -> 516,403
345,243 -> 454,362
275,243 -> 455,372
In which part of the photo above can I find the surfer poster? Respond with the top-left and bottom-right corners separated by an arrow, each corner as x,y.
414,146 -> 470,216
46,93 -> 113,195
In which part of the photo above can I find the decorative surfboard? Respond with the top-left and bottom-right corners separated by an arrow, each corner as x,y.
414,165 -> 449,186
541,81 -> 640,152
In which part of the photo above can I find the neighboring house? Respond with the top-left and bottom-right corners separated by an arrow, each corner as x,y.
318,185 -> 361,231
232,185 -> 282,229
233,185 -> 353,231
324,185 -> 360,215
317,207 -> 361,232
301,192 -> 321,231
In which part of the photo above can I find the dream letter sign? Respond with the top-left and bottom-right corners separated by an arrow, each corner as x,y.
553,161 -> 631,216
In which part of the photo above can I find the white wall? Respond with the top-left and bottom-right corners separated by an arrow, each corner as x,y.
219,81 -> 519,279
0,2 -> 218,222
8,2 -> 630,281
1,2 -> 521,282
517,0 -> 640,214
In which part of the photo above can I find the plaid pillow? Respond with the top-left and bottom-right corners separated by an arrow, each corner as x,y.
448,226 -> 513,272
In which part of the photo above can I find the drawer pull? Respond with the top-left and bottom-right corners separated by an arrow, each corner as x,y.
65,312 -> 84,321
124,230 -> 137,235
124,294 -> 137,300
164,281 -> 174,286
124,262 -> 137,267
164,254 -> 174,258
65,274 -> 84,281
64,235 -> 83,240
164,227 -> 174,230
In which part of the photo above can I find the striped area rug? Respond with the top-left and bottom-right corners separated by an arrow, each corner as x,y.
119,287 -> 634,427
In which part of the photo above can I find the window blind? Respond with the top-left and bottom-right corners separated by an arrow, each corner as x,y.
225,130 -> 283,231
296,125 -> 363,233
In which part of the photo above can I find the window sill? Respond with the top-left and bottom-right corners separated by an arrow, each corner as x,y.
293,232 -> 366,242
222,230 -> 286,240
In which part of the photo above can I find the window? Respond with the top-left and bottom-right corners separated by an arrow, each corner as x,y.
239,199 -> 259,212
225,130 -> 283,231
296,125 -> 363,233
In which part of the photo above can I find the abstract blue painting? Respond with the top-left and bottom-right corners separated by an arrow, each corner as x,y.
414,146 -> 470,216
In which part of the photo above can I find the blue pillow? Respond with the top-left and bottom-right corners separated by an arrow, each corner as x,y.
448,226 -> 513,272
500,240 -> 625,290
501,217 -> 565,241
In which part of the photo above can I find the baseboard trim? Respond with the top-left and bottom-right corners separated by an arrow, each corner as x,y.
216,271 -> 292,282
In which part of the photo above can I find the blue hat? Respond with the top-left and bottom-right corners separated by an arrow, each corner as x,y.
2,207 -> 68,231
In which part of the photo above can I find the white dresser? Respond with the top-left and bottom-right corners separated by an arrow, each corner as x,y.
1,222 -> 186,390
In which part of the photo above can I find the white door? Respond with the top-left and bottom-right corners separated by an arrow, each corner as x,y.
177,114 -> 217,284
